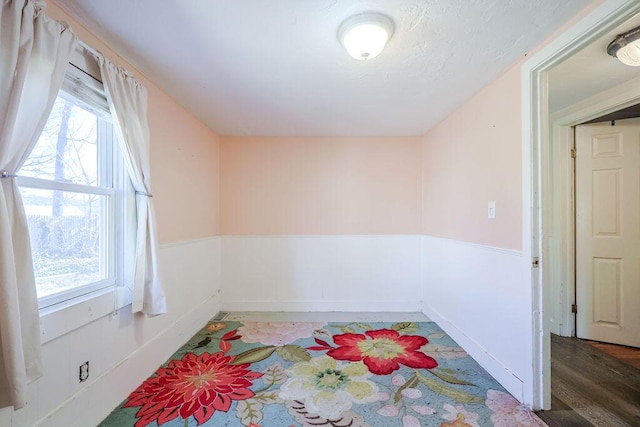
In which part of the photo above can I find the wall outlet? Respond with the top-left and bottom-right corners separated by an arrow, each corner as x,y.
79,361 -> 89,382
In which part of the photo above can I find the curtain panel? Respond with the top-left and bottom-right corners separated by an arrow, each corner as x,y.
0,0 -> 77,409
97,57 -> 167,316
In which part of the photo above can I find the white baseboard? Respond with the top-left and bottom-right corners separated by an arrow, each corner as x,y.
423,304 -> 524,400
223,299 -> 423,313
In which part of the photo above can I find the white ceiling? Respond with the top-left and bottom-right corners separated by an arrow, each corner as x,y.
56,0 -> 589,136
549,12 -> 640,114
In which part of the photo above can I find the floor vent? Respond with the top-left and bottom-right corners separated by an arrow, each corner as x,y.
212,311 -> 230,321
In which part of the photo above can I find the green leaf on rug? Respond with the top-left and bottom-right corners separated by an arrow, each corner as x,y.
416,371 -> 484,404
391,322 -> 419,334
236,398 -> 264,426
231,346 -> 277,365
332,324 -> 360,334
356,323 -> 373,331
393,373 -> 420,403
262,362 -> 287,386
428,369 -> 476,386
277,345 -> 311,362
427,332 -> 446,340
438,367 -> 466,375
193,336 -> 211,349
422,343 -> 468,359
252,390 -> 282,405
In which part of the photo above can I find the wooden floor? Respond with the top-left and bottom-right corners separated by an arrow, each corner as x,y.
536,335 -> 640,427
584,340 -> 640,370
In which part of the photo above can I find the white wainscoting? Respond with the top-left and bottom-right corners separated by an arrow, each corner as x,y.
4,237 -> 222,427
421,236 -> 530,403
0,233 -> 536,427
221,235 -> 423,313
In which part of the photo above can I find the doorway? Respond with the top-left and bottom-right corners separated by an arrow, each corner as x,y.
536,99 -> 640,426
574,118 -> 640,348
522,0 -> 640,411
540,115 -> 640,425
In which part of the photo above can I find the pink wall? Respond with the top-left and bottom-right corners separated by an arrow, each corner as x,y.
221,137 -> 423,235
148,98 -> 220,243
420,0 -> 604,252
422,65 -> 522,250
47,1 -> 221,244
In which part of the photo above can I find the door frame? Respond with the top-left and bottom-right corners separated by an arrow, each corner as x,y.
549,76 -> 640,340
522,0 -> 640,410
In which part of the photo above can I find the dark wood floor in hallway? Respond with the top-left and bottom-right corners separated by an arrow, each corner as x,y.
536,334 -> 640,427
584,340 -> 640,371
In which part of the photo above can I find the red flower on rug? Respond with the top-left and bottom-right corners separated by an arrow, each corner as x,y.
327,329 -> 438,375
123,352 -> 263,426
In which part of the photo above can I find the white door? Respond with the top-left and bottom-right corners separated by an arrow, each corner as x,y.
575,118 -> 640,347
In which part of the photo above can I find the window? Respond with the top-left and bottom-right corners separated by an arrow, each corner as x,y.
17,47 -> 134,311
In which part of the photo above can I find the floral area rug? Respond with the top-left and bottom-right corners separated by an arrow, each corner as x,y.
99,320 -> 546,427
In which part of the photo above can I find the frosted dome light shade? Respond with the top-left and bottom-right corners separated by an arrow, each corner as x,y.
616,40 -> 640,66
339,13 -> 394,61
607,26 -> 640,66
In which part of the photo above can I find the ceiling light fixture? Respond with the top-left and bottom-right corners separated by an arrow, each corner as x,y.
607,25 -> 640,66
338,12 -> 394,61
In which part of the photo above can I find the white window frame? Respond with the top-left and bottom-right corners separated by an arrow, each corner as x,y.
19,114 -> 116,309
17,44 -> 135,342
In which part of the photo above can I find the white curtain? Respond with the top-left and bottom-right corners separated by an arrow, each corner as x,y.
98,57 -> 167,316
0,0 -> 77,409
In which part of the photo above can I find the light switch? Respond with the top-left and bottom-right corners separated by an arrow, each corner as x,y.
488,201 -> 496,219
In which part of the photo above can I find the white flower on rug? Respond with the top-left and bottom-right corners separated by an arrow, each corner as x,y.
486,390 -> 546,427
238,321 -> 326,346
279,356 -> 379,420
402,414 -> 422,426
378,405 -> 400,417
411,405 -> 436,416
440,403 -> 480,427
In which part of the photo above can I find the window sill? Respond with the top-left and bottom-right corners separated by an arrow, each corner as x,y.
39,286 -> 132,344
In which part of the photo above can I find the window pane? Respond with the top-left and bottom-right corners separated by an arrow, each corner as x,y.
20,187 -> 108,298
20,96 -> 98,186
